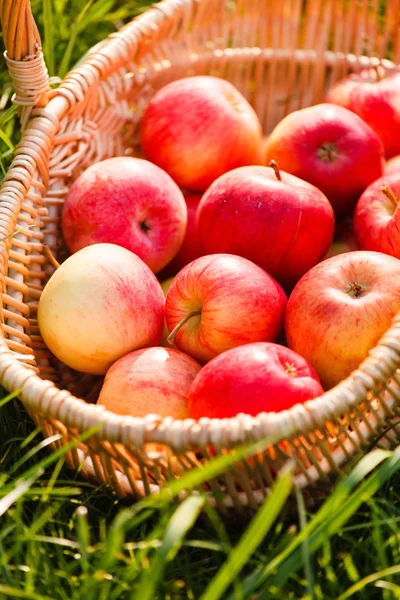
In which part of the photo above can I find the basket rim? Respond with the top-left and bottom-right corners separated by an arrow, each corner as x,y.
1,0 -> 400,451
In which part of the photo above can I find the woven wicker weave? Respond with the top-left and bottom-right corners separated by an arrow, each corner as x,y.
1,0 -> 400,511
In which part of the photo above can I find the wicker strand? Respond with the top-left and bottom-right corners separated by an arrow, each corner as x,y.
1,0 -> 400,506
4,52 -> 50,129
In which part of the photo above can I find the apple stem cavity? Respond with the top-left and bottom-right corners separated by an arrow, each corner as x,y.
317,143 -> 337,162
140,220 -> 150,233
167,308 -> 202,345
381,185 -> 399,207
346,281 -> 366,298
285,362 -> 297,378
44,245 -> 60,270
268,160 -> 282,181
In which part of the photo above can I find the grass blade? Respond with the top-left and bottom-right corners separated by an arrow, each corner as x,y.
58,0 -> 96,77
0,128 -> 15,151
9,434 -> 63,475
18,424 -> 101,482
228,448 -> 395,599
0,470 -> 43,517
136,495 -> 206,600
0,586 -> 55,600
75,505 -> 91,571
0,389 -> 22,409
338,565 -> 400,599
268,448 -> 400,590
0,104 -> 17,128
295,485 -> 315,600
200,467 -> 293,600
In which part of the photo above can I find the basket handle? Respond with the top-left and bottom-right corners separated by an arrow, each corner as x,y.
1,0 -> 51,128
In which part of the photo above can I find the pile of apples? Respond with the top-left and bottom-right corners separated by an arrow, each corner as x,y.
38,67 -> 400,423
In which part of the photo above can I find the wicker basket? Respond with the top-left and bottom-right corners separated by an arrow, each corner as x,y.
1,0 -> 400,511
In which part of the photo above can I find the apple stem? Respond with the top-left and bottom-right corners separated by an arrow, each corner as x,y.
44,245 -> 60,269
167,308 -> 202,345
285,362 -> 297,378
268,160 -> 282,181
317,143 -> 337,162
373,63 -> 382,82
346,281 -> 366,298
381,185 -> 399,207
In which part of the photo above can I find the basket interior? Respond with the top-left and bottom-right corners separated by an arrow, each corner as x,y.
3,0 -> 400,505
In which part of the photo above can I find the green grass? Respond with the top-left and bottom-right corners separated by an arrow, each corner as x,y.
2,1 -> 400,598
2,392 -> 400,599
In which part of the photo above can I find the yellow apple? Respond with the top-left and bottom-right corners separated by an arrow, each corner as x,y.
38,243 -> 164,374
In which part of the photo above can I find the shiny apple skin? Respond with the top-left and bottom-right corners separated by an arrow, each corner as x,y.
141,76 -> 263,192
188,342 -> 323,419
165,254 -> 287,363
354,173 -> 400,258
196,165 -> 334,290
326,67 -> 400,158
285,251 -> 400,389
264,103 -> 385,219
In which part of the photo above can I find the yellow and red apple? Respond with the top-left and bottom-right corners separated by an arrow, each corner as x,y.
38,244 -> 164,375
285,251 -> 400,389
140,76 -> 262,192
98,347 -> 202,419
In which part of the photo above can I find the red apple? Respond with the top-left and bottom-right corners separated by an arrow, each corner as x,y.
98,347 -> 201,419
62,157 -> 187,274
323,218 -> 359,259
159,194 -> 204,279
285,251 -> 400,389
196,164 -> 334,290
325,66 -> 400,158
140,76 -> 262,192
385,155 -> 400,175
165,254 -> 287,363
264,103 -> 385,218
38,244 -> 165,375
354,173 -> 400,258
188,342 -> 324,419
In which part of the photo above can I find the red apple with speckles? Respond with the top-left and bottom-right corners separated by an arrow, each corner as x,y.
159,193 -> 204,279
285,251 -> 400,389
264,104 -> 385,218
165,254 -> 287,364
38,244 -> 165,375
325,66 -> 400,158
61,157 -> 187,273
196,164 -> 334,290
354,173 -> 400,258
385,155 -> 400,175
323,218 -> 359,259
188,342 -> 324,419
98,347 -> 201,419
140,76 -> 263,192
